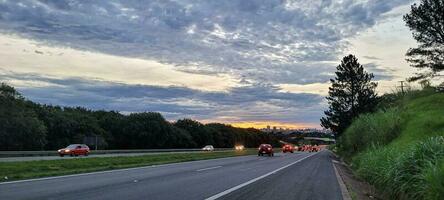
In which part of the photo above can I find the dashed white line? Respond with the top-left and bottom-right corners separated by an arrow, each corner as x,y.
196,166 -> 223,172
205,152 -> 318,200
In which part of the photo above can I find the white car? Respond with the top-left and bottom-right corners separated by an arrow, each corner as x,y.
202,145 -> 214,151
235,145 -> 245,151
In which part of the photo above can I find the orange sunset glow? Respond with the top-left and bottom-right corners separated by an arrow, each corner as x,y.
229,121 -> 319,129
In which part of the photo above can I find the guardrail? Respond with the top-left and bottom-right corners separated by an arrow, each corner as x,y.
0,148 -> 234,157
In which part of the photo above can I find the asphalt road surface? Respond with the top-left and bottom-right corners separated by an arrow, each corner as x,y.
0,150 -> 343,200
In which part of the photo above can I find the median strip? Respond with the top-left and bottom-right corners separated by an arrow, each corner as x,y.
0,150 -> 256,183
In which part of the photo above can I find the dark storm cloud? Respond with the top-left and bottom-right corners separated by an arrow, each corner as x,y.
363,56 -> 382,60
0,0 -> 413,84
364,62 -> 396,81
0,0 -> 413,124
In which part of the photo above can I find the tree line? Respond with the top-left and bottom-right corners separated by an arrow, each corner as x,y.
0,83 -> 278,151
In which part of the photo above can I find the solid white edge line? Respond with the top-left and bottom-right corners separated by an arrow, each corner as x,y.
0,154 -> 256,185
332,161 -> 352,200
196,166 -> 223,172
205,152 -> 319,200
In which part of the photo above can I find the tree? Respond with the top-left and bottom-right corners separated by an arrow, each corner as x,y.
0,83 -> 47,150
321,55 -> 378,136
174,119 -> 214,147
404,0 -> 444,81
123,112 -> 173,149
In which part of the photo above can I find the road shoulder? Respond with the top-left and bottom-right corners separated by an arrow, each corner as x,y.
330,153 -> 380,200
332,160 -> 352,200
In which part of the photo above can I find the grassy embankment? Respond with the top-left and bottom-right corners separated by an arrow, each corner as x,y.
0,150 -> 256,182
338,88 -> 444,199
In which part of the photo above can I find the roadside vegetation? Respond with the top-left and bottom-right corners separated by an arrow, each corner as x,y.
0,149 -> 257,182
323,1 -> 444,199
338,89 -> 444,199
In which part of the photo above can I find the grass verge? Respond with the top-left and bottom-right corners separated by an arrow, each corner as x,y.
0,150 -> 256,182
338,90 -> 444,199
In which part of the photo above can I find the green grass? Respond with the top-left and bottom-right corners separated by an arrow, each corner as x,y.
0,150 -> 256,182
423,158 -> 444,200
339,90 -> 444,199
349,189 -> 358,200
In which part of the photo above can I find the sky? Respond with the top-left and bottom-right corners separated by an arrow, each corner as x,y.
0,0 -> 420,129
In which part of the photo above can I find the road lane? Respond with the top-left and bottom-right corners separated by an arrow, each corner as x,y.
0,151 -> 341,200
218,150 -> 342,200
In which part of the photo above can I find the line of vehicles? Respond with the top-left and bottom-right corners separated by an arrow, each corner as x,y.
257,144 -> 321,156
56,143 -> 320,157
202,143 -> 321,157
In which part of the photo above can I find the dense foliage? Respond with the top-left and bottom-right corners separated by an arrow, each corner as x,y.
321,54 -> 378,136
0,83 -> 277,150
404,0 -> 444,81
339,89 -> 444,199
0,83 -> 47,150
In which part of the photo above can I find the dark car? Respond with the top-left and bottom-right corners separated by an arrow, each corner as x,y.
437,83 -> 444,92
258,144 -> 274,156
58,144 -> 90,157
282,144 -> 294,153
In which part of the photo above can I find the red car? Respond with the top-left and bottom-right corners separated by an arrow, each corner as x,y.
300,145 -> 312,152
58,144 -> 90,157
258,144 -> 274,156
312,145 -> 320,152
282,144 -> 294,153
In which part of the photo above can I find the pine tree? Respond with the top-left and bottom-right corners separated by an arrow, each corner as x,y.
321,55 -> 378,136
404,0 -> 444,81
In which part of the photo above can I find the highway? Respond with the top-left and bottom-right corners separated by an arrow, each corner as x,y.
0,150 -> 343,200
0,151 -> 213,162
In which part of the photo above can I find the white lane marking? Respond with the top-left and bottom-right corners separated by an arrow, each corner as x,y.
0,155 -> 257,185
205,152 -> 318,200
196,166 -> 222,172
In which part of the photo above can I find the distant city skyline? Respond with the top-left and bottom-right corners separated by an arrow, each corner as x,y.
0,0 -> 419,128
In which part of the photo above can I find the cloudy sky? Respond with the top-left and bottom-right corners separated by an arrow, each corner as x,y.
0,0 -> 419,128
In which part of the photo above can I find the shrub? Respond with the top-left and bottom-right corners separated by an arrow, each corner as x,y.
423,159 -> 444,200
352,145 -> 399,190
389,137 -> 444,199
339,108 -> 403,158
352,136 -> 444,199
